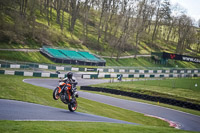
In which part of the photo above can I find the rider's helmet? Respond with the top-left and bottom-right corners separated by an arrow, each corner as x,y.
67,72 -> 73,79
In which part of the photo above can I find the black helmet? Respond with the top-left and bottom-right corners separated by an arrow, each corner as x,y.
67,72 -> 73,79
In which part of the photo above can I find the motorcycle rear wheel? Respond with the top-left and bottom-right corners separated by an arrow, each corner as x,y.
68,99 -> 77,112
53,87 -> 60,100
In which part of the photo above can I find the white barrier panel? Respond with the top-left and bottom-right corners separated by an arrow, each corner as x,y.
173,74 -> 178,77
110,74 -> 117,78
164,74 -> 169,78
129,70 -> 135,73
194,70 -> 197,73
180,70 -> 184,73
155,74 -> 160,78
56,66 -> 64,70
98,74 -> 105,78
10,64 -> 20,68
165,70 -> 170,73
82,75 -> 91,79
24,72 -> 33,76
134,74 -> 139,78
149,70 -> 153,73
71,67 -> 79,71
41,73 -> 50,77
108,69 -> 114,73
187,70 -> 191,73
145,74 -> 150,78
173,70 -> 177,73
39,65 -> 48,69
97,68 -> 104,72
123,74 -> 128,78
58,74 -> 65,78
119,69 -> 125,73
139,70 -> 144,73
5,70 -> 15,75
157,70 -> 162,73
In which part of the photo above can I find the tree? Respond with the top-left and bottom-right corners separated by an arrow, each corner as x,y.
82,0 -> 92,43
97,0 -> 107,46
69,0 -> 81,32
176,15 -> 194,54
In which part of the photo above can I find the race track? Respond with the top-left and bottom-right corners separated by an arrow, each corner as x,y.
0,99 -> 135,125
23,78 -> 200,132
1,76 -> 200,132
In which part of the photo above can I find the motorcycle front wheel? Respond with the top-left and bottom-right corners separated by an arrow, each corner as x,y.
53,87 -> 60,100
68,99 -> 77,112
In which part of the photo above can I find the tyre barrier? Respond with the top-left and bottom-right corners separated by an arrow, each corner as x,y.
80,86 -> 200,111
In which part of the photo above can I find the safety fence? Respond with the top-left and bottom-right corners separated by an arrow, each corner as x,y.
0,61 -> 200,74
0,62 -> 95,72
0,70 -> 67,78
82,72 -> 200,79
80,86 -> 200,111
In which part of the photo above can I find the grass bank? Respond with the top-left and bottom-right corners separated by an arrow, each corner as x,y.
0,51 -> 54,64
0,121 -> 195,133
91,78 -> 200,105
0,74 -> 168,127
105,57 -> 200,68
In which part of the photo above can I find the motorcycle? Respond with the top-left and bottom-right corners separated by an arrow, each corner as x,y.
53,79 -> 78,112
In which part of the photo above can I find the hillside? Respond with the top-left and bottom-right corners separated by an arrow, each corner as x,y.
0,0 -> 200,67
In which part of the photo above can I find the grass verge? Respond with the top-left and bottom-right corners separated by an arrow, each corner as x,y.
91,78 -> 200,105
0,121 -> 195,133
80,90 -> 200,116
0,75 -> 198,133
0,51 -> 54,64
0,74 -> 168,127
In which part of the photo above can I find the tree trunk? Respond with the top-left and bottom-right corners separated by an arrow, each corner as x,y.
97,0 -> 106,46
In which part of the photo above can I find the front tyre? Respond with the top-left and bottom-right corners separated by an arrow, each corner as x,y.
53,87 -> 60,100
68,99 -> 77,112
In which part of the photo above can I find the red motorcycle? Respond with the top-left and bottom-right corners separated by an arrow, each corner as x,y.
53,80 -> 78,112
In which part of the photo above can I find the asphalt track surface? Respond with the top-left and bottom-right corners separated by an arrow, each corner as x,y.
1,77 -> 200,131
0,99 -> 134,125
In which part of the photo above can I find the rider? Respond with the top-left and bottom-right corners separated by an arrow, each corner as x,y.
63,72 -> 79,98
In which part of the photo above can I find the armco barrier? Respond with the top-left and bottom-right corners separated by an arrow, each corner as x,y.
80,86 -> 200,111
1,62 -> 200,74
0,70 -> 67,78
82,73 -> 200,79
0,63 -> 98,72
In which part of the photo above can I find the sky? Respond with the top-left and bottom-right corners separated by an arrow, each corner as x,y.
170,0 -> 200,22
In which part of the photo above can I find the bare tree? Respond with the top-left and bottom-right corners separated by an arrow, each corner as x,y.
176,15 -> 194,54
97,0 -> 107,46
69,0 -> 81,32
82,0 -> 91,43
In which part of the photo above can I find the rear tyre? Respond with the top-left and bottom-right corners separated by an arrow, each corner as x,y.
53,87 -> 60,100
68,99 -> 77,112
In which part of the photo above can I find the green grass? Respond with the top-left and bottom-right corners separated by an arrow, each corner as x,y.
105,57 -> 200,68
91,78 -> 200,105
0,74 -> 198,133
0,74 -> 169,127
81,89 -> 200,116
0,51 -> 55,64
0,121 -> 196,133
